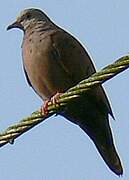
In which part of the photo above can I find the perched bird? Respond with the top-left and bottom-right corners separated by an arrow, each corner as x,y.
7,8 -> 123,175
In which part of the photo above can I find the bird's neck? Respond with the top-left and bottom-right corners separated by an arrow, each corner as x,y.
22,21 -> 59,47
24,20 -> 57,36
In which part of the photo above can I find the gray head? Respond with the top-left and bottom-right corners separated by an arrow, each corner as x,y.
7,8 -> 52,31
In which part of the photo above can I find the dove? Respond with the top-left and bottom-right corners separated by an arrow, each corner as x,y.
7,8 -> 123,175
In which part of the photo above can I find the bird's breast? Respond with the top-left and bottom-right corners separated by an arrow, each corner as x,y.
22,33 -> 72,100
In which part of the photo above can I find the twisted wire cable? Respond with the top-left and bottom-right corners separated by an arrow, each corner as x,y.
0,54 -> 129,148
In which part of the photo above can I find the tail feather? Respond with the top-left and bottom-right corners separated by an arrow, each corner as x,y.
80,122 -> 123,176
94,138 -> 123,175
61,94 -> 123,175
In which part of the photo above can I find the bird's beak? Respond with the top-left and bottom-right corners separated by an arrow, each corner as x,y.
7,21 -> 23,30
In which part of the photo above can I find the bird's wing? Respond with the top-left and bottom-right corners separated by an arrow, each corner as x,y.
50,30 -> 95,84
50,29 -> 114,117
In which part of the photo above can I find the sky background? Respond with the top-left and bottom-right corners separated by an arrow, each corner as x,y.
0,1 -> 129,180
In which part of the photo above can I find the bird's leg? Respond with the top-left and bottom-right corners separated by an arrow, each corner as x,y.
41,92 -> 62,115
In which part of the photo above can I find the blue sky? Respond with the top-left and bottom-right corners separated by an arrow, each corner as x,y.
0,1 -> 129,179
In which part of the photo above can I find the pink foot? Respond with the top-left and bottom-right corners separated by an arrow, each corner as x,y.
41,92 -> 62,115
50,92 -> 62,104
41,100 -> 49,115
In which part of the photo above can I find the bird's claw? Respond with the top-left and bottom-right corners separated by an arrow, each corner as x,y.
50,92 -> 61,104
41,92 -> 62,115
41,100 -> 49,115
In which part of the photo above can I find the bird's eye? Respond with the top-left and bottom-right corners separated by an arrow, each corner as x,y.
26,13 -> 31,19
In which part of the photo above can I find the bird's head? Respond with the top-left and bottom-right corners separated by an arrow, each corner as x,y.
7,8 -> 51,31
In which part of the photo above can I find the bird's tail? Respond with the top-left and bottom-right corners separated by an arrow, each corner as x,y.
61,94 -> 123,176
80,122 -> 123,176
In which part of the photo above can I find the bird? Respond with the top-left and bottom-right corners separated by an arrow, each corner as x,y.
7,8 -> 123,175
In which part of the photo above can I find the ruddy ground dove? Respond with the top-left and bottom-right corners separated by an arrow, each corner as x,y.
7,8 -> 123,175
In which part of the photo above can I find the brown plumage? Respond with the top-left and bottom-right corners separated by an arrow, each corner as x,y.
7,8 -> 123,175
